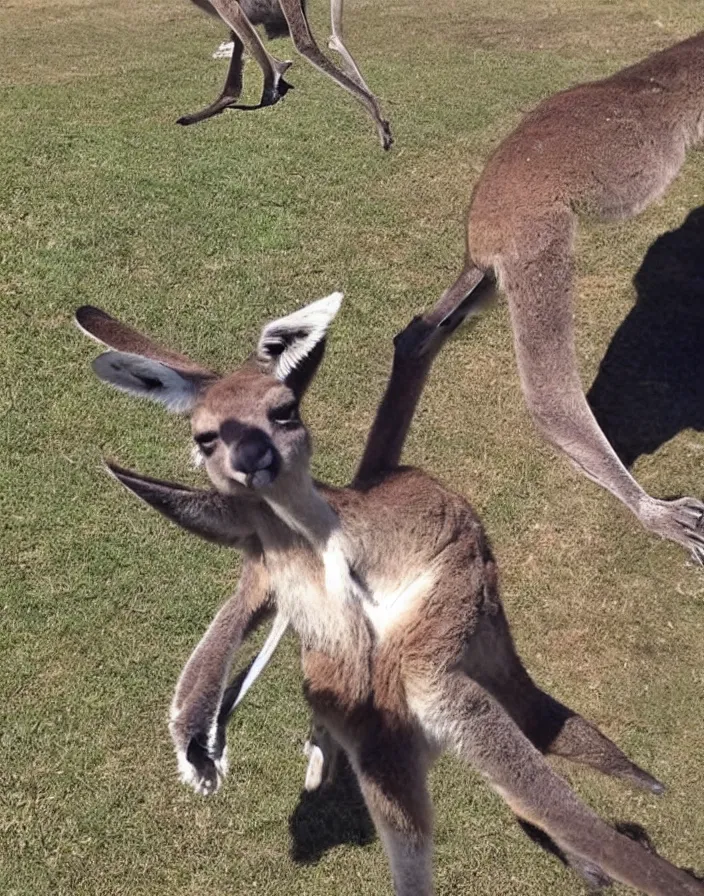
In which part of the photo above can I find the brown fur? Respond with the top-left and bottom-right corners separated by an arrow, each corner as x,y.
77,295 -> 702,895
177,0 -> 392,149
421,32 -> 704,562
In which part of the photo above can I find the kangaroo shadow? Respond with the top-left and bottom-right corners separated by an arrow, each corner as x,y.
288,753 -> 375,864
588,205 -> 704,467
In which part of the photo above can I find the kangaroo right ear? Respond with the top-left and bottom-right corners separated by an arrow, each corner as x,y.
256,292 -> 343,397
75,306 -> 218,413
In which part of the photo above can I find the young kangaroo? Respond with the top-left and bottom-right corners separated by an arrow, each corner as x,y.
178,0 -> 392,149
76,294 -> 703,895
420,31 -> 704,562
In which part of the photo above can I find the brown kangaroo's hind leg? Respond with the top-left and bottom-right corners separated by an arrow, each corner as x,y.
327,0 -> 371,91
354,266 -> 493,486
416,674 -> 703,895
346,725 -> 435,896
276,0 -> 392,149
178,32 -> 248,125
496,207 -> 704,563
203,0 -> 292,111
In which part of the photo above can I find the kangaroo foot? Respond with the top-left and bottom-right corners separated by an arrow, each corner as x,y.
393,316 -> 440,360
302,724 -> 339,791
639,495 -> 704,564
177,92 -> 243,126
176,735 -> 229,796
260,78 -> 294,107
260,60 -> 294,108
377,119 -> 393,151
392,291 -> 477,361
303,740 -> 326,791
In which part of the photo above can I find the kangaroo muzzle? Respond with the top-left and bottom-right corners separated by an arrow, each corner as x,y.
227,429 -> 280,489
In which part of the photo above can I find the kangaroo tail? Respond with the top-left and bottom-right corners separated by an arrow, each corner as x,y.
415,675 -> 703,896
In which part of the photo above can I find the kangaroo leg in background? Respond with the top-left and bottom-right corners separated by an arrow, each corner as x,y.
327,0 -> 371,91
178,32 -> 248,125
185,0 -> 293,118
499,210 -> 704,563
277,0 -> 392,149
420,674 -> 704,895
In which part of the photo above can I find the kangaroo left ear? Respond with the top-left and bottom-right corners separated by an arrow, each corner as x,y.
256,292 -> 343,396
75,306 -> 218,413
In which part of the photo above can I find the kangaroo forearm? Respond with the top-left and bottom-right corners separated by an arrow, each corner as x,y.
171,558 -> 273,721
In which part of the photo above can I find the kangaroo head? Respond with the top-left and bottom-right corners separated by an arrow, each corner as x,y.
75,293 -> 343,497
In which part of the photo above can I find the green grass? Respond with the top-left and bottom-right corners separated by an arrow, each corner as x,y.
2,0 -> 704,893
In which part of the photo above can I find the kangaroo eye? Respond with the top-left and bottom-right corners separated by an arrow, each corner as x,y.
271,403 -> 300,426
194,431 -> 218,456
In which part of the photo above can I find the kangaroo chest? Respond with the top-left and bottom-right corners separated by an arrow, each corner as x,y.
265,534 -> 437,650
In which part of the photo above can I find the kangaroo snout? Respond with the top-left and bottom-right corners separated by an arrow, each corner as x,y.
228,429 -> 280,488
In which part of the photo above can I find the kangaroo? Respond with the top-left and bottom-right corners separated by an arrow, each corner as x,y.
178,0 -> 392,149
76,294 -> 702,895
415,31 -> 704,563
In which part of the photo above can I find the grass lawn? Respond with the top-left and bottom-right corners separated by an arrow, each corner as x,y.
2,0 -> 704,893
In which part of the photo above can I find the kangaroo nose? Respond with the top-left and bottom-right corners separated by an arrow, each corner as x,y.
232,433 -> 273,474
230,431 -> 279,488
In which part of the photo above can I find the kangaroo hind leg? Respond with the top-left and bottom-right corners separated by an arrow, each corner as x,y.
208,0 -> 292,109
347,727 -> 435,896
277,0 -> 392,149
499,214 -> 704,562
327,0 -> 371,91
415,673 -> 703,895
530,690 -> 664,794
178,33 -> 246,125
461,605 -> 664,794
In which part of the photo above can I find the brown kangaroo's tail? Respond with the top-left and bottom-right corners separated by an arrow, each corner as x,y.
418,674 -> 703,896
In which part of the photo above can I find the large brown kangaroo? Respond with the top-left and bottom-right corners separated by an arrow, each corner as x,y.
420,31 -> 704,563
76,294 -> 702,895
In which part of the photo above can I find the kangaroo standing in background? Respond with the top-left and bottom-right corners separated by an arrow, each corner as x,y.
423,31 -> 704,562
76,295 -> 702,895
178,0 -> 392,148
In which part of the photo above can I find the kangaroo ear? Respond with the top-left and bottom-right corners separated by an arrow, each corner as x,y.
91,352 -> 212,413
106,462 -> 254,545
256,292 -> 343,396
75,306 -> 218,413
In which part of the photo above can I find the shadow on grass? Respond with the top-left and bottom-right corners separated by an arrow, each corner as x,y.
288,753 -> 375,864
589,206 -> 704,467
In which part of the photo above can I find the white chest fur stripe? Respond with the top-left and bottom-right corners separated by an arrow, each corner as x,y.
363,569 -> 437,639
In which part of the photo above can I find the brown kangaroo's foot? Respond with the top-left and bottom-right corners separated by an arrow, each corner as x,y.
638,495 -> 704,564
177,91 -> 244,126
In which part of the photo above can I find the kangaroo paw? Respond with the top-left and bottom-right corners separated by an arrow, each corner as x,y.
377,119 -> 393,151
260,78 -> 294,108
639,496 -> 704,564
260,60 -> 294,108
175,736 -> 229,796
